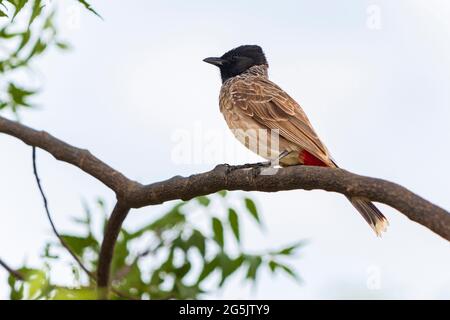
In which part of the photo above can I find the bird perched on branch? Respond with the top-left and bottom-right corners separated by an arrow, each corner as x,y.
204,45 -> 388,236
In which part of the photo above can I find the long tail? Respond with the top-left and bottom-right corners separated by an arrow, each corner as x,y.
347,197 -> 388,236
295,151 -> 389,236
326,158 -> 389,236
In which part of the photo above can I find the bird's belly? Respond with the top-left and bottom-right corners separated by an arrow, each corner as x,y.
222,110 -> 298,161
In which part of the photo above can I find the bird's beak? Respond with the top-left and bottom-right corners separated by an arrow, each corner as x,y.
203,57 -> 226,67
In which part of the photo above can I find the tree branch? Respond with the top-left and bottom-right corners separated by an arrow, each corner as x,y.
97,201 -> 130,299
2,114 -> 450,297
0,258 -> 24,281
0,115 -> 141,199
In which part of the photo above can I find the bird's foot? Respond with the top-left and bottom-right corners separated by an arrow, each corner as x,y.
231,161 -> 270,170
220,162 -> 271,175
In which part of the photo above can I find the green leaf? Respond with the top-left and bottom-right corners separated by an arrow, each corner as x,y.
218,190 -> 228,197
197,256 -> 219,283
212,217 -> 224,248
273,241 -> 304,256
7,274 -> 16,289
268,260 -> 278,273
172,234 -> 190,252
15,30 -> 31,53
56,41 -> 71,50
42,243 -> 58,259
43,9 -> 55,30
118,262 -> 145,292
111,235 -> 129,274
279,264 -> 301,282
267,260 -> 301,282
150,271 -> 164,286
187,229 -> 206,256
29,0 -> 44,25
52,287 -> 97,300
11,285 -> 24,300
8,274 -> 24,300
60,234 -> 98,256
173,281 -> 201,299
219,254 -> 244,287
196,196 -> 210,206
245,256 -> 262,280
228,208 -> 240,243
151,210 -> 185,230
27,38 -> 47,58
175,261 -> 191,279
26,269 -> 48,299
7,82 -> 36,109
128,204 -> 186,239
161,249 -> 175,273
0,8 -> 7,17
77,0 -> 102,19
6,0 -> 27,20
244,198 -> 261,224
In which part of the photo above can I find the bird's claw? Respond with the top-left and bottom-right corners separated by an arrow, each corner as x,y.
225,161 -> 270,173
222,161 -> 279,178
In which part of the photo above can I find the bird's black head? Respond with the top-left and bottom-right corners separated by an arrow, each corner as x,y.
203,45 -> 268,83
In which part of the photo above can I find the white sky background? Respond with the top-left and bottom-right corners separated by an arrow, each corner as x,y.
1,0 -> 450,299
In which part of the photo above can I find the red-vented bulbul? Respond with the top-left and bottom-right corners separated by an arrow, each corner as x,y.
204,45 -> 388,236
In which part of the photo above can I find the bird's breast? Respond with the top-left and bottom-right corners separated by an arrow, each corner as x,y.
219,85 -> 291,161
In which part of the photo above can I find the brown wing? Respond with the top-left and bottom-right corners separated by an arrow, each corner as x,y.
222,77 -> 332,164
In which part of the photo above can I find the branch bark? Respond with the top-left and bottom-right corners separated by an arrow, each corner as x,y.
1,115 -> 450,297
97,201 -> 130,298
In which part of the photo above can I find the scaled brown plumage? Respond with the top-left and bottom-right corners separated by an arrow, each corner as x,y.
204,45 -> 388,235
219,64 -> 333,167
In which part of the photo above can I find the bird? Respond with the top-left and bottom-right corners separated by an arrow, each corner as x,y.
203,44 -> 388,236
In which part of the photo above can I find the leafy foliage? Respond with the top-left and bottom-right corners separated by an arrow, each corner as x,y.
245,197 -> 261,224
7,194 -> 302,300
77,0 -> 101,19
1,1 -> 304,300
0,0 -> 99,115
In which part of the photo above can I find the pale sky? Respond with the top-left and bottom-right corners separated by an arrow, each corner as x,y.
1,0 -> 450,299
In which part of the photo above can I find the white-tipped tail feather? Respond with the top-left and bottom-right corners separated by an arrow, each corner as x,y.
348,197 -> 389,236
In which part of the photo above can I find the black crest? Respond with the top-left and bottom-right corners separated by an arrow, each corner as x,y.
204,45 -> 268,82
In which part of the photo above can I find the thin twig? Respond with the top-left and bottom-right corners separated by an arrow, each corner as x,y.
32,147 -> 137,300
32,147 -> 93,277
0,258 -> 25,281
